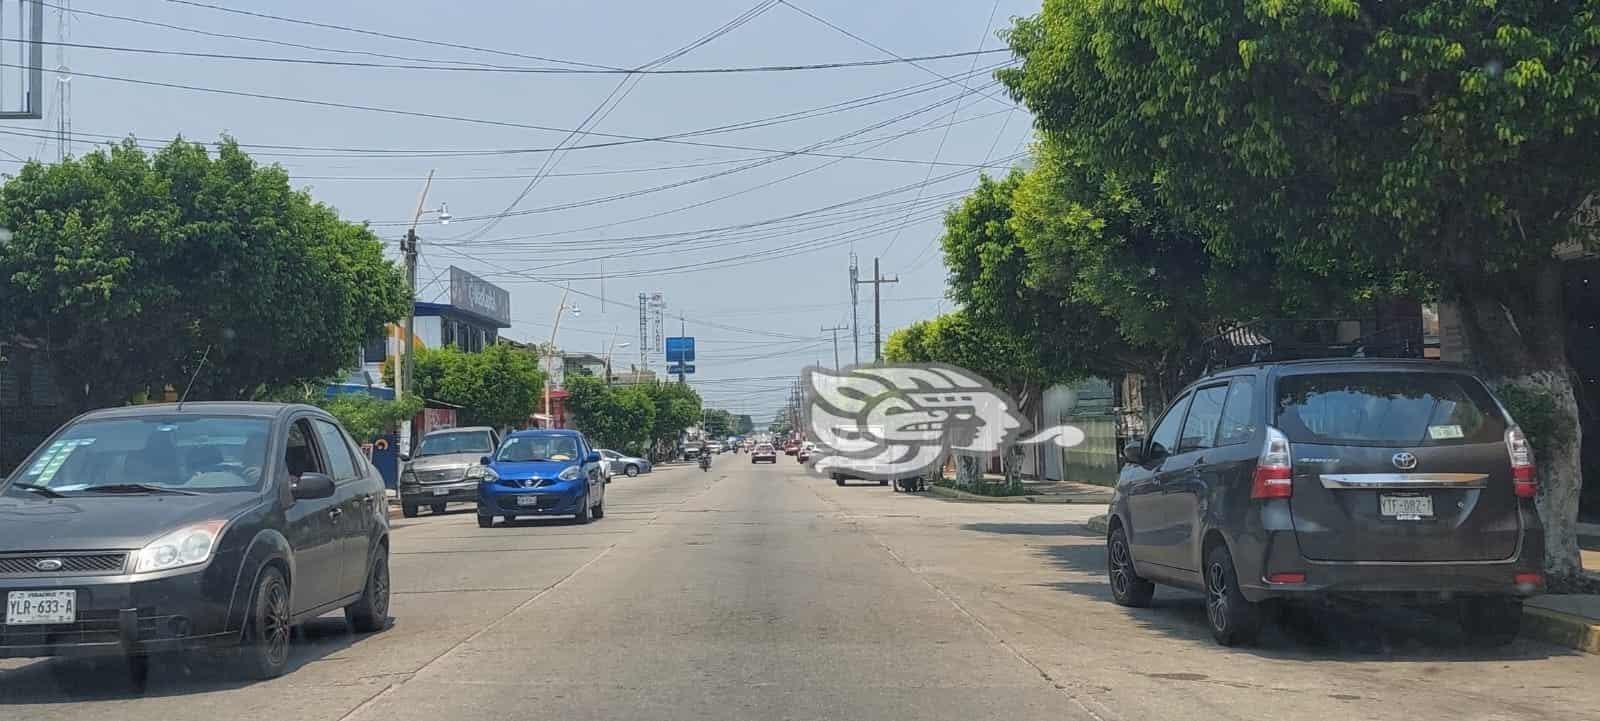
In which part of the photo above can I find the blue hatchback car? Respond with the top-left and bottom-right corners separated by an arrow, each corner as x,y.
470,429 -> 608,528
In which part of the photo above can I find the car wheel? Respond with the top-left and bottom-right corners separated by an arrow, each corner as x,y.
835,476 -> 846,486
430,502 -> 447,514
402,503 -> 418,518
625,464 -> 640,477
1459,597 -> 1522,646
477,514 -> 494,528
1203,543 -> 1262,646
241,566 -> 292,679
345,546 -> 391,633
1107,527 -> 1156,608
593,500 -> 605,519
572,495 -> 592,524
878,479 -> 888,486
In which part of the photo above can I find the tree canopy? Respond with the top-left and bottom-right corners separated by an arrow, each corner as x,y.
383,343 -> 544,430
0,138 -> 409,410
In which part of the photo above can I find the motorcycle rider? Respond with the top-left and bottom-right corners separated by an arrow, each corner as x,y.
698,441 -> 712,470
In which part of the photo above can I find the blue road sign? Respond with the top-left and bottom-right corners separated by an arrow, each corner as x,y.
669,362 -> 696,375
666,336 -> 696,363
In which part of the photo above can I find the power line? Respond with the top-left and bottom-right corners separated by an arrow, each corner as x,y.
163,0 -> 623,70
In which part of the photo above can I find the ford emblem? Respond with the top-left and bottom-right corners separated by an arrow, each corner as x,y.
34,559 -> 63,571
1392,452 -> 1418,470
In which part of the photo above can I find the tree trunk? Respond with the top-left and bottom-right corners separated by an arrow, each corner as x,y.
1456,258 -> 1584,579
954,451 -> 983,488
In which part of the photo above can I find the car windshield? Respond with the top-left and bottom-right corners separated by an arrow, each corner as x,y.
6,416 -> 271,494
1276,372 -> 1508,446
417,430 -> 493,457
496,435 -> 581,462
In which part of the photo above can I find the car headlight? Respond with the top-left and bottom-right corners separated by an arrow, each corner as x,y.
400,468 -> 418,484
135,520 -> 226,573
466,465 -> 499,482
558,465 -> 582,481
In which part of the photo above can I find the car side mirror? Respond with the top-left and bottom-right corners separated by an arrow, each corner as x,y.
479,455 -> 492,466
586,451 -> 602,464
1121,439 -> 1146,465
291,472 -> 336,500
1147,441 -> 1170,462
399,452 -> 409,462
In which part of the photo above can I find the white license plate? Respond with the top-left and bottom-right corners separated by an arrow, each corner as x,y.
432,488 -> 450,496
7,590 -> 76,625
1380,494 -> 1433,519
515,495 -> 540,507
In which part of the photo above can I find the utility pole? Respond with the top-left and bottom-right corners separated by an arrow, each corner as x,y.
821,325 -> 847,370
848,253 -> 861,366
854,257 -> 898,364
396,171 -> 433,455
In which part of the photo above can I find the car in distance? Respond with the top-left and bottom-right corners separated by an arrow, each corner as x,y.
0,402 -> 391,681
751,444 -> 778,463
784,441 -> 799,456
797,443 -> 814,464
598,449 -> 652,478
706,441 -> 724,455
1106,359 -> 1543,647
399,426 -> 499,518
473,429 -> 608,528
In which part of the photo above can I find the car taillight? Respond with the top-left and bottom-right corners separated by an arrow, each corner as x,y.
1506,426 -> 1536,498
1251,426 -> 1293,500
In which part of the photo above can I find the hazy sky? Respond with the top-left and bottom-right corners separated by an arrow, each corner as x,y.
0,0 -> 1037,423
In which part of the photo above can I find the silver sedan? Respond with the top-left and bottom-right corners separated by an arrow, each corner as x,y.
599,449 -> 653,477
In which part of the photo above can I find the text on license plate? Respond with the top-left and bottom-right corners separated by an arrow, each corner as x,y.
516,495 -> 540,507
7,590 -> 76,625
1380,494 -> 1434,519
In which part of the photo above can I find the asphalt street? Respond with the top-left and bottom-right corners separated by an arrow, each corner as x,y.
2,457 -> 1597,720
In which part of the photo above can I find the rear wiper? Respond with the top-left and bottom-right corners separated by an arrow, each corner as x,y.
8,483 -> 65,498
85,483 -> 199,496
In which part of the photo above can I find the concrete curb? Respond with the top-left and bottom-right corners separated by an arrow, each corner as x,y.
925,484 -> 1114,505
1086,514 -> 1108,535
1522,599 -> 1600,654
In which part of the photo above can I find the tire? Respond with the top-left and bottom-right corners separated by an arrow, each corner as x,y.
1107,527 -> 1155,608
1459,597 -> 1522,647
240,566 -> 292,679
593,500 -> 605,519
401,503 -> 418,518
345,545 -> 391,633
878,479 -> 888,486
477,514 -> 494,528
625,464 -> 640,478
572,495 -> 591,524
430,502 -> 447,514
1203,543 -> 1263,646
835,476 -> 846,487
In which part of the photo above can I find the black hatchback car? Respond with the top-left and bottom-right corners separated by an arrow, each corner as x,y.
0,402 -> 391,681
1107,360 -> 1543,646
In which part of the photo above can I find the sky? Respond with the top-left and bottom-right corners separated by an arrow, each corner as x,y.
0,0 -> 1038,425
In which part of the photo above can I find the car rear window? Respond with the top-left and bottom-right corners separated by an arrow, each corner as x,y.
1274,371 -> 1507,446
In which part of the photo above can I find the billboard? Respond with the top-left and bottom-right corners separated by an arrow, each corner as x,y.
449,266 -> 511,326
648,292 -> 666,353
666,336 -> 696,363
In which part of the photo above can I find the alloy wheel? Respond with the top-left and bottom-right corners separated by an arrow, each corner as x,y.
263,578 -> 291,667
1109,538 -> 1132,597
1206,561 -> 1229,635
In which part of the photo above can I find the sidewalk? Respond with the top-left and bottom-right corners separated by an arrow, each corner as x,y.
926,472 -> 1114,504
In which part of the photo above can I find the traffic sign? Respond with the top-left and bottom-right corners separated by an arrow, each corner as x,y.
669,362 -> 696,374
666,336 -> 696,363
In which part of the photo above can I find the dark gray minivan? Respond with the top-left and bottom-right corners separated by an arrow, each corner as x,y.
1107,359 -> 1543,646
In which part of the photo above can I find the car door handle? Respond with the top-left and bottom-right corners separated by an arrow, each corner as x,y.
329,507 -> 344,521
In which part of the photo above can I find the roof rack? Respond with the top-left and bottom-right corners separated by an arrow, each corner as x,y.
1201,317 -> 1425,374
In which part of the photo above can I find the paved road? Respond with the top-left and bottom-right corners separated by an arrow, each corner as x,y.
3,458 -> 1597,720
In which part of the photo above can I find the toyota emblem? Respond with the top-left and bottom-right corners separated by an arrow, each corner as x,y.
1392,452 -> 1418,470
34,559 -> 63,571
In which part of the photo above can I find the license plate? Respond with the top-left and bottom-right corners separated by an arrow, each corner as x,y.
7,590 -> 76,625
515,495 -> 539,507
1380,494 -> 1433,519
433,488 -> 450,496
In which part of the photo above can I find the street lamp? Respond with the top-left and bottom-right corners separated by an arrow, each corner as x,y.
604,341 -> 631,385
543,288 -> 581,427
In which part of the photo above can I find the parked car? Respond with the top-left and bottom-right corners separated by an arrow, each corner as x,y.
751,444 -> 778,464
399,426 -> 500,518
598,449 -> 651,478
473,429 -> 608,528
682,445 -> 701,461
706,441 -> 724,455
1106,359 -> 1543,647
0,402 -> 391,681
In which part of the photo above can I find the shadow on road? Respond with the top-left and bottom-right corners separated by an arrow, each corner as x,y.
0,615 -> 386,704
961,523 -> 1573,662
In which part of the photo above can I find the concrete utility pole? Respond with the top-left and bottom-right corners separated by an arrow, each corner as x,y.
821,325 -> 847,370
855,257 -> 898,364
397,171 -> 435,402
848,253 -> 861,366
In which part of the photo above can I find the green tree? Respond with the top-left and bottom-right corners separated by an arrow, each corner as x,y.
565,375 -> 657,453
701,408 -> 735,438
0,139 -> 409,410
318,393 -> 424,443
439,343 -> 545,430
734,414 -> 755,435
640,381 -> 702,458
1000,0 -> 1600,575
